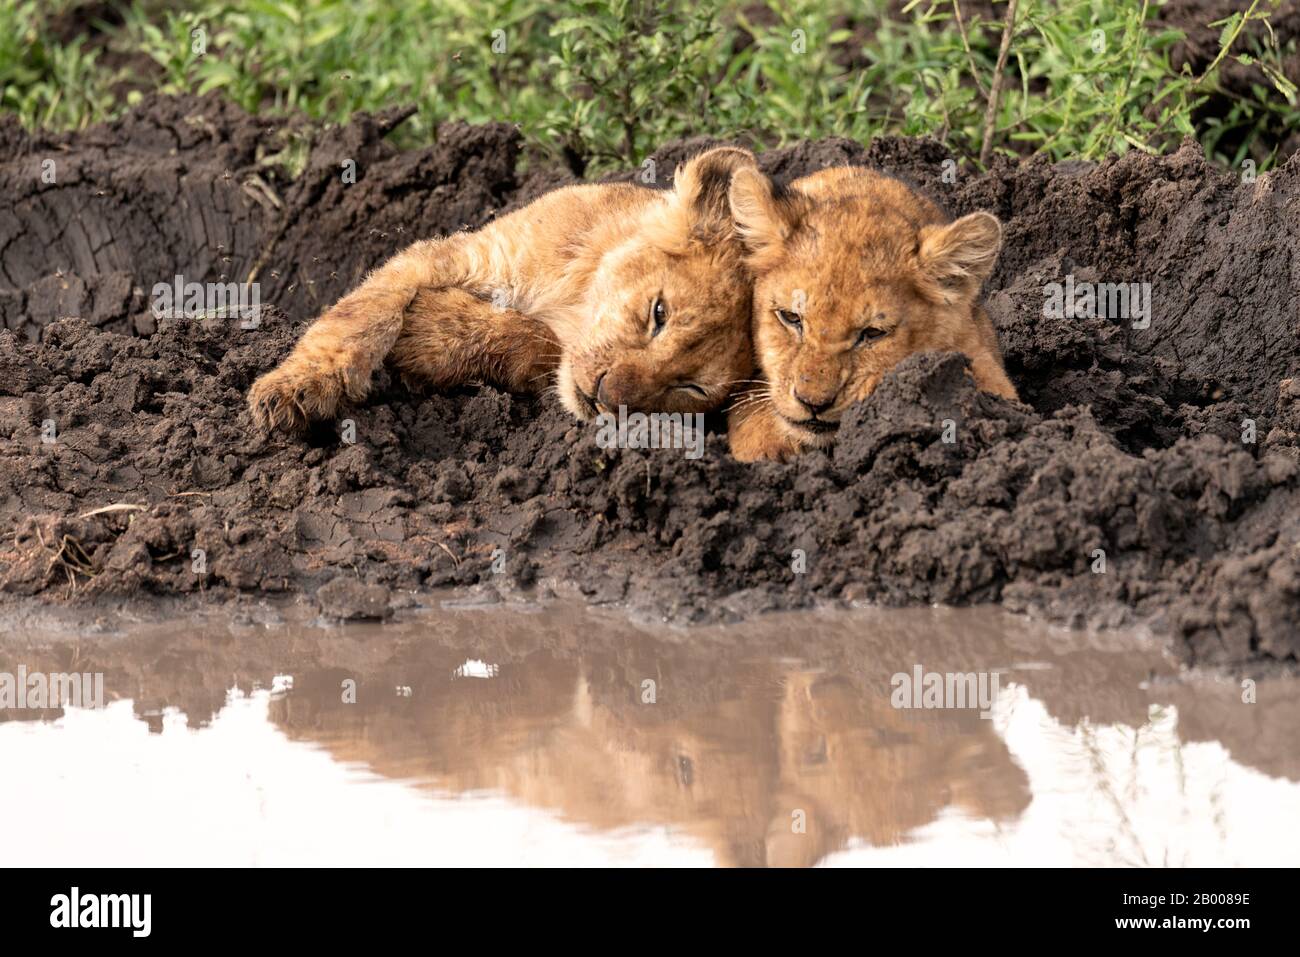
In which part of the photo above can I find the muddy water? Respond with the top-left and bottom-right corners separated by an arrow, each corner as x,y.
1,598 -> 1297,867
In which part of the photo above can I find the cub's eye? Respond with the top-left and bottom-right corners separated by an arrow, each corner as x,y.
774,309 -> 803,335
856,325 -> 888,347
650,296 -> 668,337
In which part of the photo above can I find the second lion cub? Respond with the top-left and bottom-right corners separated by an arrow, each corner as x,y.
249,147 -> 760,431
725,166 -> 1017,463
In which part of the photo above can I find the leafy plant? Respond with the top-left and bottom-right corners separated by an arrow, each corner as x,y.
0,0 -> 121,130
1,0 -> 1296,175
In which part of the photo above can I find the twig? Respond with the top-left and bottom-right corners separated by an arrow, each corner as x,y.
1194,0 -> 1263,88
952,1 -> 991,100
434,540 -> 461,568
78,502 -> 146,519
979,0 -> 1020,168
921,72 -> 953,142
1097,0 -> 1152,156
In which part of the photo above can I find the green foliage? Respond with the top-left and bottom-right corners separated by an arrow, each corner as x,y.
544,0 -> 722,166
0,0 -> 121,130
901,0 -> 1205,162
1,0 -> 1295,174
1199,0 -> 1300,168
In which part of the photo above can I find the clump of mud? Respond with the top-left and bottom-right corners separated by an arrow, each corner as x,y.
2,94 -> 1298,669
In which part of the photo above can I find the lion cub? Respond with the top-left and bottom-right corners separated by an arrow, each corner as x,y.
249,147 -> 760,431
724,166 -> 1017,462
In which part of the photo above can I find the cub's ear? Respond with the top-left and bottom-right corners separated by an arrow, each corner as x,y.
916,212 -> 1002,304
728,167 -> 806,271
670,146 -> 759,243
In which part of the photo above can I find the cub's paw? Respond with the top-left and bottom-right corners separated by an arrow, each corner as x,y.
728,422 -> 801,463
730,437 -> 799,463
248,363 -> 343,433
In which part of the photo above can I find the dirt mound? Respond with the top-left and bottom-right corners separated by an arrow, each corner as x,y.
1,95 -> 1298,669
0,94 -> 534,340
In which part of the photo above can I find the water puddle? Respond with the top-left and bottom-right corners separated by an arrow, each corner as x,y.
1,599 -> 1296,866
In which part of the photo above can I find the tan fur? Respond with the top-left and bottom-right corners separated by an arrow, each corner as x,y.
270,660 -> 1029,867
248,147 -> 761,431
726,166 -> 1018,462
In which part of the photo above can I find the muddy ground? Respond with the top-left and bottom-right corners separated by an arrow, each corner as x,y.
1,94 -> 1298,670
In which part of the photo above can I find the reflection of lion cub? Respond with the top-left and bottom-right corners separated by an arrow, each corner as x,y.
725,166 -> 1018,462
249,147 -> 761,431
271,658 -> 1029,867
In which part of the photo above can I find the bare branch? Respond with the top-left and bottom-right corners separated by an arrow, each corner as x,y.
979,0 -> 1020,167
952,1 -> 991,100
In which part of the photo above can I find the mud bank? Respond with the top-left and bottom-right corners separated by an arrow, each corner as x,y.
1,95 -> 1298,669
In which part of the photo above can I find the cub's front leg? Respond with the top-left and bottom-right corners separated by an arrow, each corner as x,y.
728,396 -> 804,463
249,237 -> 473,432
390,287 -> 561,395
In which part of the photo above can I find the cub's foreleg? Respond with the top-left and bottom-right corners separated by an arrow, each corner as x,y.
249,237 -> 475,431
390,287 -> 561,396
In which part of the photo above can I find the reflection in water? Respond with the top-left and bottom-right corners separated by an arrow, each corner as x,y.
273,656 -> 1029,867
1,600 -> 1297,866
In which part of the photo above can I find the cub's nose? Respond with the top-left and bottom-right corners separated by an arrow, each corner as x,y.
793,390 -> 835,416
598,366 -> 649,411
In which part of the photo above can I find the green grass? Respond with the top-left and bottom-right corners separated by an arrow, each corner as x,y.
0,0 -> 122,130
1,0 -> 1296,174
